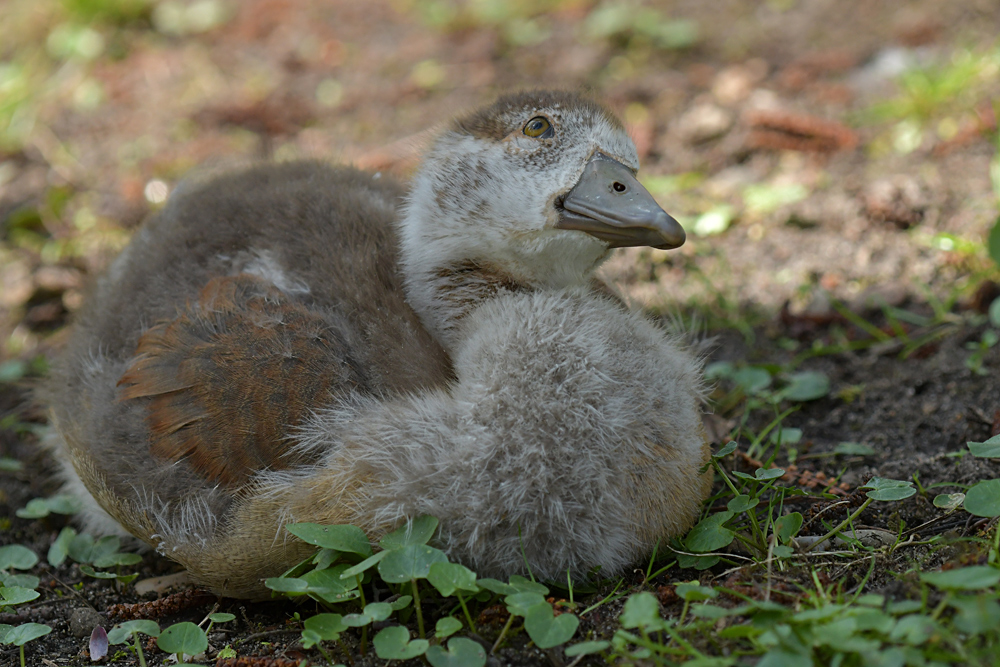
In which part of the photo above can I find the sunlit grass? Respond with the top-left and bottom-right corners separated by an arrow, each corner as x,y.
866,46 -> 1000,125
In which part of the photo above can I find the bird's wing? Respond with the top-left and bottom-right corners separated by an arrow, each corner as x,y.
117,274 -> 368,488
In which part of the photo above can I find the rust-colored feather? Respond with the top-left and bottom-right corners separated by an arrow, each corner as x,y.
118,274 -> 368,488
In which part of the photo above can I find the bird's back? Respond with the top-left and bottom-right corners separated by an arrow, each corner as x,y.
45,161 -> 452,542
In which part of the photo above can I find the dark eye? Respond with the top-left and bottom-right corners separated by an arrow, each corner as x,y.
523,116 -> 554,139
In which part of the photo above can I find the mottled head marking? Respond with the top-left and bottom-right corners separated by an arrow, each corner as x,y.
454,91 -> 626,142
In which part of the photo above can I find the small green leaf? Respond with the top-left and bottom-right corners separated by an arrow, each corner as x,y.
620,592 -> 663,630
303,565 -> 361,604
79,565 -> 118,580
772,545 -> 794,558
264,577 -> 310,594
48,527 -> 77,567
300,629 -> 324,650
46,494 -> 82,515
378,544 -> 448,583
68,534 -> 121,565
968,435 -> 1000,458
428,561 -> 478,596
0,587 -> 40,606
89,536 -> 121,564
921,566 -> 1000,590
933,493 -> 965,510
504,592 -> 548,616
364,602 -> 393,621
757,648 -> 812,667
564,640 -> 610,656
373,625 -> 429,660
523,603 -> 579,649
339,551 -> 386,578
886,600 -> 923,615
780,371 -> 830,402
850,608 -> 893,634
727,495 -> 759,513
2,622 -> 51,646
863,477 -> 916,501
770,428 -> 802,445
856,594 -> 886,607
312,548 -> 338,570
507,575 -> 548,595
209,613 -> 235,623
713,441 -> 737,458
834,442 -> 875,456
286,523 -> 373,557
676,552 -> 719,570
434,616 -> 463,638
426,636 -> 486,667
476,578 -> 515,595
303,613 -> 346,641
93,552 -> 142,568
379,515 -> 439,550
15,499 -> 51,519
67,533 -> 95,563
108,620 -> 160,644
0,574 -> 38,589
869,488 -> 917,501
950,595 -> 1000,635
963,479 -> 1000,517
774,513 -> 803,544
889,614 -> 938,645
690,604 -> 737,619
389,595 -> 412,610
685,512 -> 735,553
157,622 -> 208,656
675,581 -> 717,602
0,545 -> 38,571
732,367 -> 772,394
342,613 -> 373,627
755,468 -> 785,481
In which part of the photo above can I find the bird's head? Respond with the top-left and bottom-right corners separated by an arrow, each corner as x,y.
399,91 -> 684,290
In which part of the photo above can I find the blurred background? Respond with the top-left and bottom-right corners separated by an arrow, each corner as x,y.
0,0 -> 998,375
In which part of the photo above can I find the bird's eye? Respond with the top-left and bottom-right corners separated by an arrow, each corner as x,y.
522,116 -> 554,139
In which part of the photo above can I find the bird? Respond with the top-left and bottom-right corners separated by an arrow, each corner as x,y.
44,91 -> 713,598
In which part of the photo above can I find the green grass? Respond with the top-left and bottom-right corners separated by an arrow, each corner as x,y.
865,46 -> 1000,126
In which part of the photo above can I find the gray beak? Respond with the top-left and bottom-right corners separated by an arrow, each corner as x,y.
556,153 -> 685,250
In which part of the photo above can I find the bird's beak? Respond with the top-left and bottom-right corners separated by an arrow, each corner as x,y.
556,153 -> 685,250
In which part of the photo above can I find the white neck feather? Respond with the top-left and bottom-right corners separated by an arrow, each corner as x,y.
398,147 -> 611,350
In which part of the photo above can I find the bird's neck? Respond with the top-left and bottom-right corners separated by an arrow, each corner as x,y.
398,209 -> 610,352
408,258 -> 528,350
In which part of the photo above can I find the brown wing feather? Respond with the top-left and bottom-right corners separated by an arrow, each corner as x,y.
118,274 -> 368,488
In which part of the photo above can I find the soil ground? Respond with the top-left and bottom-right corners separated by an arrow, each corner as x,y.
1,0 -> 999,665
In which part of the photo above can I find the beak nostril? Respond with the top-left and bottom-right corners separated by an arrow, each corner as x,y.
612,182 -> 627,193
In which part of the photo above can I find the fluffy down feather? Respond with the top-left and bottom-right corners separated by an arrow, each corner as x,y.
260,287 -> 710,581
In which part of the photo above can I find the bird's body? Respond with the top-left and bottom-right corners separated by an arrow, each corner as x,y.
45,92 -> 712,598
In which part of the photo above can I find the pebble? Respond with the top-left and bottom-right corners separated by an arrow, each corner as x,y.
69,606 -> 105,638
675,103 -> 733,144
